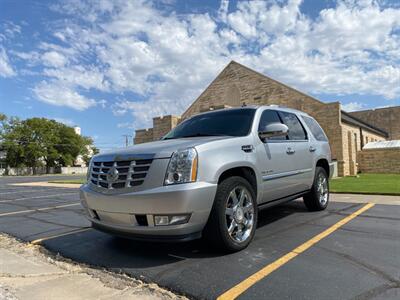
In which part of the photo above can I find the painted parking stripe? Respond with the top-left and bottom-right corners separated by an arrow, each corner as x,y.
217,203 -> 375,300
0,203 -> 81,217
0,192 -> 77,203
0,188 -> 72,195
30,227 -> 92,245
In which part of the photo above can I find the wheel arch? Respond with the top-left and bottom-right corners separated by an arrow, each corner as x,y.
217,166 -> 258,200
316,158 -> 330,177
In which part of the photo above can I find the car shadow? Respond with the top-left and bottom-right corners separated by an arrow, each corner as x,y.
42,200 -> 308,271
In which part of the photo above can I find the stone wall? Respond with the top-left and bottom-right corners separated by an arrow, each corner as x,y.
349,106 -> 400,140
358,148 -> 400,173
134,128 -> 153,144
134,115 -> 180,144
340,123 -> 386,176
152,115 -> 181,140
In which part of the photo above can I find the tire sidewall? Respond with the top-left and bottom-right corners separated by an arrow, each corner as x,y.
214,176 -> 258,251
314,167 -> 329,210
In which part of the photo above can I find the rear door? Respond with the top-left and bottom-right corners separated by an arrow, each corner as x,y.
278,111 -> 314,193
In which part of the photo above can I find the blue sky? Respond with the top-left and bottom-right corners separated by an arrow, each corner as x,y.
1,0 -> 399,151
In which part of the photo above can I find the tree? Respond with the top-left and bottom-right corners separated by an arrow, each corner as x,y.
1,114 -> 97,173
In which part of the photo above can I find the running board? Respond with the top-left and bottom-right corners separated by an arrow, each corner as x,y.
257,190 -> 309,210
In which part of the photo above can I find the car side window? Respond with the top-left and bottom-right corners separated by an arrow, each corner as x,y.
301,116 -> 328,141
278,111 -> 307,140
258,110 -> 287,140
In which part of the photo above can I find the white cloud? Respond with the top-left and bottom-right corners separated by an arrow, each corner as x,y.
51,117 -> 75,126
5,0 -> 400,128
0,47 -> 16,77
42,51 -> 67,67
43,66 -> 109,91
33,80 -> 98,111
341,101 -> 365,112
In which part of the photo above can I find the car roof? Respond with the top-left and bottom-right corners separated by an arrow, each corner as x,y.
186,104 -> 311,119
258,105 -> 310,116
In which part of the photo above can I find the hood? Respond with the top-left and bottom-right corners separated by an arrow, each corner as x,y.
92,136 -> 231,161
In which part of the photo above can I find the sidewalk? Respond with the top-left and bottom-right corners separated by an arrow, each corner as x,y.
331,193 -> 400,205
0,234 -> 184,300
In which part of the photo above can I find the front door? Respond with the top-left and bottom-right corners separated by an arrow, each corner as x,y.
277,111 -> 313,193
257,110 -> 299,202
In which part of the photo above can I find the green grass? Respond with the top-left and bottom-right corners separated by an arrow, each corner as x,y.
48,179 -> 86,184
330,173 -> 400,195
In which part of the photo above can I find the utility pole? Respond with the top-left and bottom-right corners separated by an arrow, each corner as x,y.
122,135 -> 132,147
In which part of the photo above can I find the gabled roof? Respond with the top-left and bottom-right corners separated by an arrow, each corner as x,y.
341,111 -> 388,137
182,60 -> 324,118
182,60 -> 389,138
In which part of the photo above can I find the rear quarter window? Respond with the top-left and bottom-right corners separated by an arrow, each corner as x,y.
301,116 -> 328,142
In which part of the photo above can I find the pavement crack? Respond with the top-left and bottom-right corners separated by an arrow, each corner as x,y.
332,212 -> 400,222
353,283 -> 399,300
318,245 -> 400,285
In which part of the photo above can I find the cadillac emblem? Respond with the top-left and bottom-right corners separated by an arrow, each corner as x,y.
106,166 -> 119,182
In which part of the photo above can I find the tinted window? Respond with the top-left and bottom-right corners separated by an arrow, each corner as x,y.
302,116 -> 328,141
163,108 -> 256,139
278,111 -> 307,140
258,110 -> 286,140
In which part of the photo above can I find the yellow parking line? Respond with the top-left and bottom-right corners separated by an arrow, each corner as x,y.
0,203 -> 80,217
30,227 -> 92,245
217,202 -> 375,300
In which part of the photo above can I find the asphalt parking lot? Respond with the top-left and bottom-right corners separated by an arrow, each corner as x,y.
0,175 -> 399,300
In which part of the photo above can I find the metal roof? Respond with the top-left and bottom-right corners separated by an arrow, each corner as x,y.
341,111 -> 388,138
363,140 -> 400,150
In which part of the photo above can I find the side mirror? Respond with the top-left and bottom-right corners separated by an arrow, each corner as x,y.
258,123 -> 289,141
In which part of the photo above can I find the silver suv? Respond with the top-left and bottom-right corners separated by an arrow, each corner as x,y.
80,106 -> 334,252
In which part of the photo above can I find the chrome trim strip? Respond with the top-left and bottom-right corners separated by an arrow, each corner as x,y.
92,153 -> 155,162
262,168 -> 312,181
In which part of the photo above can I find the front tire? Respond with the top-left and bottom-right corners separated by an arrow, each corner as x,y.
303,167 -> 329,211
203,176 -> 257,252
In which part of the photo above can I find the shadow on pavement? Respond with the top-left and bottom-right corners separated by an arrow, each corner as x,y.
42,201 -> 305,270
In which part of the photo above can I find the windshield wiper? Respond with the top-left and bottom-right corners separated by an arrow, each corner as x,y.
163,133 -> 230,140
180,133 -> 229,138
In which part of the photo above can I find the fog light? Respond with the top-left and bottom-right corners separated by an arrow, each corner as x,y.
154,216 -> 169,226
154,214 -> 191,226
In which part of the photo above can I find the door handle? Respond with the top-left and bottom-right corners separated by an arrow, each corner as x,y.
286,147 -> 295,154
309,146 -> 316,152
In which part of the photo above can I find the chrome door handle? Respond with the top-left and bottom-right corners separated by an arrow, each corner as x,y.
286,148 -> 295,154
309,146 -> 316,152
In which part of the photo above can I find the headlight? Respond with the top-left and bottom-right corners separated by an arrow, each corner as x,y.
164,148 -> 198,185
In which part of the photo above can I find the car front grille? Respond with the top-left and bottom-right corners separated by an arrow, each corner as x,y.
90,159 -> 153,189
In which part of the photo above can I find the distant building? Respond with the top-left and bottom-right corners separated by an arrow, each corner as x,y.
73,126 -> 92,167
135,61 -> 399,176
74,126 -> 81,136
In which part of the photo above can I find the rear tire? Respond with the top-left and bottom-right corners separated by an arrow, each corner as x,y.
203,176 -> 257,252
303,167 -> 329,211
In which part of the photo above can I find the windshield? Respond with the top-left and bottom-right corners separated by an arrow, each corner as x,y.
163,108 -> 256,140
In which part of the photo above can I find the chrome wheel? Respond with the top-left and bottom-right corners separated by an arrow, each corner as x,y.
225,186 -> 255,243
317,173 -> 328,206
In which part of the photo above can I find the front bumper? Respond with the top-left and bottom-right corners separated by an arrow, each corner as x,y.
80,182 -> 218,241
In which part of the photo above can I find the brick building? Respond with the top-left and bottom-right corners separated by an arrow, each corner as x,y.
349,106 -> 400,140
135,61 -> 398,176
